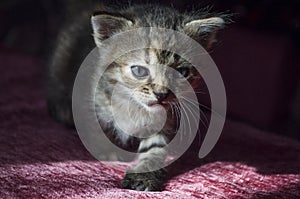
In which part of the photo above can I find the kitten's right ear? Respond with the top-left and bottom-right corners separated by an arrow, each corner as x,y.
184,17 -> 225,49
91,12 -> 133,46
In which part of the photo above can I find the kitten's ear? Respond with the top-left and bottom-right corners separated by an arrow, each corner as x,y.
184,17 -> 225,49
91,12 -> 133,46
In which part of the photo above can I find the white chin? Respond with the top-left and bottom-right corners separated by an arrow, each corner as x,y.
146,104 -> 166,112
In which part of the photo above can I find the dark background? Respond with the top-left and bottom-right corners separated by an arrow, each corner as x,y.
0,0 -> 299,140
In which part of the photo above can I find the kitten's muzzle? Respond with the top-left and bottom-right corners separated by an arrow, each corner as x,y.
153,91 -> 169,102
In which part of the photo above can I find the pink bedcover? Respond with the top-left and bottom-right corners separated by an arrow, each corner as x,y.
0,52 -> 300,198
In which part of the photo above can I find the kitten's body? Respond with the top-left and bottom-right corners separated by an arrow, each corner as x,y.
47,4 -> 226,191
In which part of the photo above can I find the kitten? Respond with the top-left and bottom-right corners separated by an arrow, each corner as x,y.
47,4 -> 226,191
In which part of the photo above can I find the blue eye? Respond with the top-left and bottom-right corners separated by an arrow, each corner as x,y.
131,65 -> 149,78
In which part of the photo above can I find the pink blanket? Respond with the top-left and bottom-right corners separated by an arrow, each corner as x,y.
1,52 -> 300,198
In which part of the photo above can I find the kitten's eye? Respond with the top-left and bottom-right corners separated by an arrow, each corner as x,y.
131,65 -> 149,78
175,67 -> 190,78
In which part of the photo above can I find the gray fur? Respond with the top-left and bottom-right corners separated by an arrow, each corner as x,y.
47,3 -> 226,191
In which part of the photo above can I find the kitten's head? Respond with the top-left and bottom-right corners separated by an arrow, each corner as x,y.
91,5 -> 226,112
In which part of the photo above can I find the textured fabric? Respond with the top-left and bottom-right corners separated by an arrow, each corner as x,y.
1,51 -> 300,198
211,27 -> 299,130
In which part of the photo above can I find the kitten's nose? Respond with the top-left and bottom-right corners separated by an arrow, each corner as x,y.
153,91 -> 169,102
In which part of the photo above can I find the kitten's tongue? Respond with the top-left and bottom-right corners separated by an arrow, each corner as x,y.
148,101 -> 169,109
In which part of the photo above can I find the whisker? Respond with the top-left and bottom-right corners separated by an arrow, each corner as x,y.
181,102 -> 198,129
179,101 -> 192,139
168,102 -> 175,119
181,91 -> 206,94
174,103 -> 181,129
198,103 -> 226,120
179,97 -> 209,127
174,103 -> 183,142
181,102 -> 205,145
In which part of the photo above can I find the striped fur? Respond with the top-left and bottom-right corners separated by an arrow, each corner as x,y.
47,3 -> 226,191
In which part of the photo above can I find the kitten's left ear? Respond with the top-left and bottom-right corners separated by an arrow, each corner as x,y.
184,17 -> 225,49
91,12 -> 133,46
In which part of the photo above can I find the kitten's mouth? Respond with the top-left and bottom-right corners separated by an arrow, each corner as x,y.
147,101 -> 169,109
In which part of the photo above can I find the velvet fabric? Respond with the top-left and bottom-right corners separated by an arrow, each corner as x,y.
211,27 -> 299,130
1,48 -> 300,198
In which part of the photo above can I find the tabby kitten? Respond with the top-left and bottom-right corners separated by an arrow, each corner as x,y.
47,4 -> 226,191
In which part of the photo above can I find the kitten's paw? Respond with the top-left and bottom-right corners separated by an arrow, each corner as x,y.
48,99 -> 74,127
122,169 -> 166,191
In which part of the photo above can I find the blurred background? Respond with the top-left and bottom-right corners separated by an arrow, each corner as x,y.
0,0 -> 299,140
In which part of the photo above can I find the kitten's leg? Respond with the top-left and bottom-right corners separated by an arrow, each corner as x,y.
47,47 -> 75,127
47,85 -> 74,127
122,134 -> 168,191
47,18 -> 93,127
47,28 -> 77,127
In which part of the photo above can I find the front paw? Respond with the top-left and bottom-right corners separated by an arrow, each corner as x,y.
122,169 -> 166,191
48,98 -> 74,127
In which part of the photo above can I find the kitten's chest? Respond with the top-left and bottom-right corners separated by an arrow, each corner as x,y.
113,103 -> 173,137
95,87 -> 177,144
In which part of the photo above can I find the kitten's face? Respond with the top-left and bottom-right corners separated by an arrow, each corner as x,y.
108,49 -> 196,111
91,6 -> 225,113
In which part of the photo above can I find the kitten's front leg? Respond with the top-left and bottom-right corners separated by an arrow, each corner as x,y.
122,134 -> 168,191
